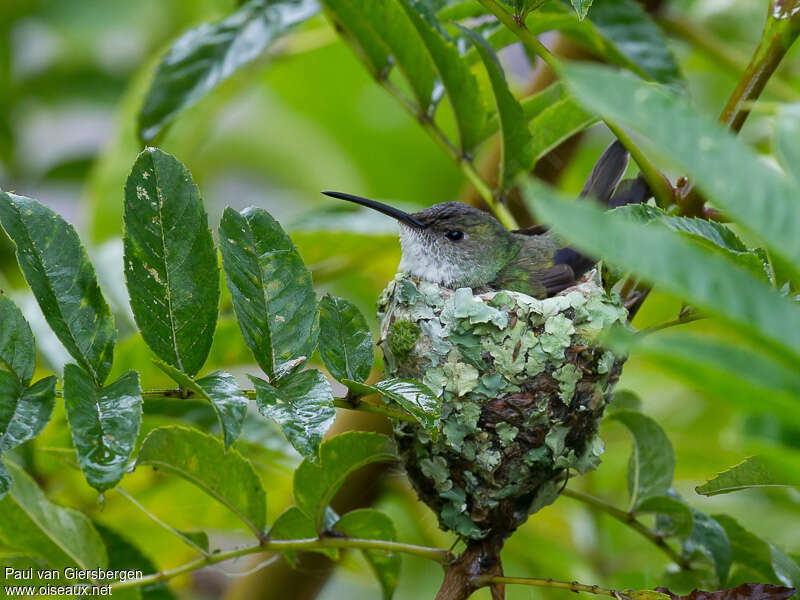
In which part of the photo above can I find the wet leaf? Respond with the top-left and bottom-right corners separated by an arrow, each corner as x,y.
343,378 -> 440,439
154,362 -> 248,450
136,426 -> 267,538
138,0 -> 319,142
335,509 -> 400,600
0,191 -> 116,384
608,409 -> 674,509
0,460 -> 107,569
0,375 -> 56,455
0,295 -> 35,386
219,206 -> 318,380
696,456 -> 800,496
64,365 -> 142,492
318,294 -> 373,383
569,0 -> 593,20
294,431 -> 396,529
124,148 -> 220,378
250,369 -> 335,459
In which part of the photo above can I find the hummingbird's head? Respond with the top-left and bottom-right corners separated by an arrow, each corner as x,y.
322,192 -> 517,288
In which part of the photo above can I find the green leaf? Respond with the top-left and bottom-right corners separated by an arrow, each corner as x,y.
684,509 -> 731,585
714,514 -> 800,591
529,99 -> 597,167
136,426 -> 267,538
0,375 -> 56,455
343,378 -> 440,439
522,179 -> 800,360
612,206 -> 771,282
138,0 -> 318,143
0,295 -> 35,386
269,506 -> 339,564
560,63 -> 800,272
618,333 -> 800,428
481,82 -> 565,140
294,431 -> 396,529
318,294 -> 374,383
250,369 -> 335,459
696,456 -> 800,496
0,460 -> 107,569
0,191 -> 116,384
219,206 -> 318,380
635,495 -> 693,537
397,0 -> 487,154
64,365 -> 142,492
154,362 -> 248,450
569,0 -> 593,20
318,0 -> 390,77
124,148 -> 220,378
459,25 -> 533,191
775,106 -> 800,185
94,522 -> 176,600
330,0 -> 438,112
335,509 -> 400,600
587,0 -> 682,87
608,410 -> 674,509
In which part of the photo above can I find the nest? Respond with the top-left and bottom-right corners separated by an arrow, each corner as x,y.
377,271 -> 628,541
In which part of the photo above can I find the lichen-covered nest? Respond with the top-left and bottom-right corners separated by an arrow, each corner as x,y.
377,271 -> 628,541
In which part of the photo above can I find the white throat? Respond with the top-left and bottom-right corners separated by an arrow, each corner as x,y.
398,226 -> 460,287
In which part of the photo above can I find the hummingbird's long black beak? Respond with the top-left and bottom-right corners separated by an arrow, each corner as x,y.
321,191 -> 426,229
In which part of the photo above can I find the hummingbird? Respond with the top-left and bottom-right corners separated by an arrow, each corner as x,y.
322,141 -> 644,299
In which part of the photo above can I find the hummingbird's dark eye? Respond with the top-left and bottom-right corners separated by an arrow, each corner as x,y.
445,230 -> 464,242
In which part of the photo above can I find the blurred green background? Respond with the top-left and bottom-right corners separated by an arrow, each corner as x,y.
0,1 -> 798,598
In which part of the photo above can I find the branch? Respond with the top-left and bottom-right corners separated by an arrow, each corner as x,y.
561,488 -> 691,570
478,575 -> 623,598
111,537 -> 454,591
53,388 -> 417,423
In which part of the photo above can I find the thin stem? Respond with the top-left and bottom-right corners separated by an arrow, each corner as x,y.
115,487 -> 210,556
477,0 -> 559,72
112,537 -> 453,591
561,488 -> 690,569
53,388 -> 416,423
603,121 -> 674,209
679,3 -> 800,215
659,14 -> 799,102
478,575 -> 621,598
639,313 -> 705,335
384,76 -> 519,229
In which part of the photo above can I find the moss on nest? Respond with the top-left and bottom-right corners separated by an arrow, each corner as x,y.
377,270 -> 628,540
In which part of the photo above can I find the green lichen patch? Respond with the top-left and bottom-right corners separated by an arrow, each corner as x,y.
378,270 -> 628,540
389,319 -> 421,363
